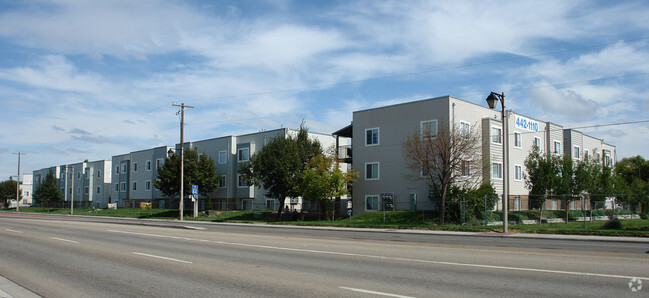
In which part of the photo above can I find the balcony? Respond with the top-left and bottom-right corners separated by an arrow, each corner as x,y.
337,145 -> 352,164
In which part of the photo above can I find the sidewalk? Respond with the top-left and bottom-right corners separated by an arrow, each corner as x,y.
0,276 -> 39,298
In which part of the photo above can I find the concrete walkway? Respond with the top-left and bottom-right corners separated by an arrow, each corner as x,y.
0,275 -> 40,298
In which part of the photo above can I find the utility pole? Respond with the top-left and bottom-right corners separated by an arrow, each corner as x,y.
13,152 -> 22,212
172,102 -> 194,221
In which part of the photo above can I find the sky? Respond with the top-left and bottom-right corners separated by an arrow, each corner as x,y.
1,0 -> 649,181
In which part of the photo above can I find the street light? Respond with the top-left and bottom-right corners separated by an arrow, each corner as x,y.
485,91 -> 509,233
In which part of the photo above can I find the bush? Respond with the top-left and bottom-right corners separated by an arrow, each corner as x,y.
602,219 -> 622,229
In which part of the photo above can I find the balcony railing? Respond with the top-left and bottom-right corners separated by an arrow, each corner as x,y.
337,145 -> 352,163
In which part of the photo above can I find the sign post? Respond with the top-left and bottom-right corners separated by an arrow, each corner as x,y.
191,185 -> 198,218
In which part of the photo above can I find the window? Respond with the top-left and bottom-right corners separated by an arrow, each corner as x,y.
514,165 -> 522,181
77,171 -> 80,179
84,169 -> 88,178
132,181 -> 137,191
121,164 -> 127,173
491,127 -> 502,144
238,148 -> 250,162
534,137 -> 542,151
237,174 -> 248,187
133,162 -> 138,172
584,149 -> 590,161
145,180 -> 151,191
514,132 -> 522,148
605,154 -> 612,167
460,121 -> 470,138
492,162 -> 503,179
97,170 -> 101,178
23,191 -> 29,197
218,176 -> 226,188
219,151 -> 227,164
120,182 -> 126,192
156,158 -> 164,169
77,187 -> 81,194
96,187 -> 101,194
115,165 -> 119,174
114,183 -> 119,192
365,162 -> 379,180
551,199 -> 558,210
553,141 -> 561,155
573,146 -> 581,160
365,128 -> 379,145
420,120 -> 438,138
461,160 -> 470,176
146,160 -> 152,171
365,195 -> 380,211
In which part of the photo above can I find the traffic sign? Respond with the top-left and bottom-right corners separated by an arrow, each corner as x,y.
191,185 -> 198,195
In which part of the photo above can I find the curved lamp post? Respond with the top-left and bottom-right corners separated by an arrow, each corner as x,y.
486,91 -> 509,233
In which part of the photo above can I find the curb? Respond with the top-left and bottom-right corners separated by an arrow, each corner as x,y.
2,211 -> 648,243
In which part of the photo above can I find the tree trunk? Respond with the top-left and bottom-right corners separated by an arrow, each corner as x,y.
276,197 -> 286,220
565,197 -> 569,224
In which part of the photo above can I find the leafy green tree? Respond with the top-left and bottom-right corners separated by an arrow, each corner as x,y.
241,125 -> 322,219
300,152 -> 358,220
154,148 -> 219,203
32,170 -> 61,207
402,123 -> 483,225
524,146 -> 562,221
615,155 -> 649,214
0,179 -> 21,208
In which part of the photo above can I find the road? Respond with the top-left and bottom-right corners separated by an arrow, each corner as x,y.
0,213 -> 647,297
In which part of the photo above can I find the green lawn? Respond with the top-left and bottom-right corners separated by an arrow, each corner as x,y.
7,207 -> 648,237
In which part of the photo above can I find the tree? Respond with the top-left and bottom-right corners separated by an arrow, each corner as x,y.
615,155 -> 649,214
402,123 -> 482,225
32,170 -> 61,207
0,179 -> 21,208
154,148 -> 219,203
300,152 -> 358,220
524,146 -> 562,222
241,124 -> 322,219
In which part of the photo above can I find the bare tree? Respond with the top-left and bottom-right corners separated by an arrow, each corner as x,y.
402,123 -> 483,224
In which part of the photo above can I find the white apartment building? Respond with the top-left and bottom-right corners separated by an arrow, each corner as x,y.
334,96 -> 616,215
20,174 -> 32,206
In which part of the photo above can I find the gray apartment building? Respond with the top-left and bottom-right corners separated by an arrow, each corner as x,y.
33,160 -> 112,208
109,128 -> 338,211
334,96 -> 616,215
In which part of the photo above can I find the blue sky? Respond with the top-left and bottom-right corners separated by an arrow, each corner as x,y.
1,0 -> 649,181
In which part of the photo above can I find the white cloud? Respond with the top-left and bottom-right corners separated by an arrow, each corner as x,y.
529,83 -> 598,120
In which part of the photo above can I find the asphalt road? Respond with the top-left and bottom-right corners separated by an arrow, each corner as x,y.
0,213 -> 647,297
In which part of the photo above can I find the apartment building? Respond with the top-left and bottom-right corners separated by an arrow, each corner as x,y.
334,96 -> 616,215
109,128 -> 337,211
33,160 -> 112,208
111,146 -> 173,208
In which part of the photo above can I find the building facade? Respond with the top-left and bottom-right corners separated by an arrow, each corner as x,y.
334,96 -> 616,215
33,160 -> 112,208
109,128 -> 338,211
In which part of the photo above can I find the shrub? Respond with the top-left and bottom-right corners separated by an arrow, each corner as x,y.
602,219 -> 622,230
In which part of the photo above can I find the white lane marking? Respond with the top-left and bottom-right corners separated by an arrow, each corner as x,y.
5,229 -> 22,233
49,237 -> 79,244
339,286 -> 414,298
132,252 -> 192,264
108,229 -> 649,281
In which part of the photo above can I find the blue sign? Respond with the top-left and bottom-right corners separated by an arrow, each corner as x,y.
191,185 -> 198,195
